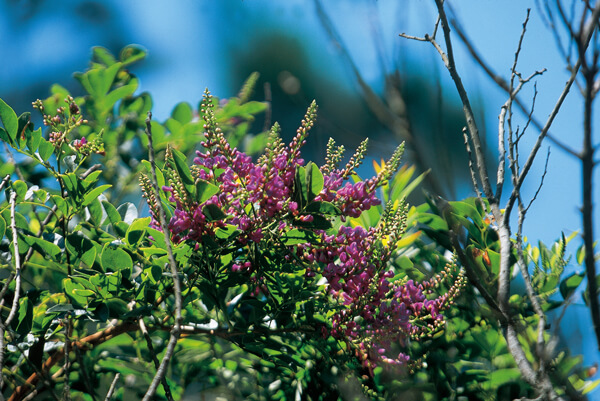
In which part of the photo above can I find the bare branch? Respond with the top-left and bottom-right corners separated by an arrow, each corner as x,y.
447,6 -> 580,158
463,128 -> 484,201
141,112 -> 183,401
398,32 -> 429,42
525,147 -> 551,213
78,163 -> 102,180
0,191 -> 22,390
139,319 -> 174,401
104,373 -> 120,401
503,4 -> 600,249
428,1 -> 494,201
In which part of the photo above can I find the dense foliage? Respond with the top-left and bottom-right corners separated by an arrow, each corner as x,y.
0,46 -> 598,401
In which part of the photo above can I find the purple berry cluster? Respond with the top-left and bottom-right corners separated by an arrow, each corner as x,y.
141,91 -> 465,373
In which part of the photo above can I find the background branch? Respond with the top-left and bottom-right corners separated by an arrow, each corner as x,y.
141,112 -> 183,401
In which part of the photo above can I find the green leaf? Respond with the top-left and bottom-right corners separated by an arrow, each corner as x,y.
238,101 -> 267,115
282,228 -> 317,246
51,195 -> 68,216
294,166 -> 307,207
38,138 -> 54,162
215,225 -> 240,240
13,297 -> 33,336
16,112 -> 32,149
560,272 -> 585,300
92,46 -> 117,66
73,288 -> 95,298
119,44 -> 147,66
11,180 -> 27,203
305,162 -> 324,202
170,147 -> 194,188
0,127 -> 11,145
172,102 -> 193,124
196,179 -> 220,203
304,201 -> 341,216
82,184 -> 111,207
126,217 -> 151,246
63,278 -> 88,307
577,245 -> 585,265
103,82 -> 137,112
87,198 -> 104,225
141,160 -> 165,190
486,368 -> 522,389
202,204 -> 227,222
101,244 -> 133,272
102,200 -> 121,225
66,234 -> 97,267
46,303 -> 75,314
24,235 -> 61,258
144,265 -> 163,284
245,131 -> 270,155
27,128 -> 42,153
146,228 -> 166,250
0,215 -> 5,241
0,98 -> 18,144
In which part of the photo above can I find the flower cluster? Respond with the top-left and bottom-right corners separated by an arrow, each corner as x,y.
299,212 -> 465,372
141,91 -> 465,372
33,96 -> 105,157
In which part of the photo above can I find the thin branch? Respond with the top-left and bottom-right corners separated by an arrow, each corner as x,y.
141,112 -> 182,401
139,319 -> 174,401
447,7 -> 579,158
525,148 -> 551,213
0,191 -> 22,390
0,174 -> 10,192
505,10 -> 598,220
463,128 -> 484,201
427,2 -> 494,201
398,33 -> 429,42
581,35 -> 600,349
78,164 -> 102,180
62,319 -> 72,401
103,373 -> 120,401
5,191 -> 21,328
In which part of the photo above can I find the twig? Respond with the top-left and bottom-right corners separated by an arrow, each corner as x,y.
462,128 -> 484,202
425,4 -> 494,201
139,319 -> 174,401
0,174 -> 10,192
141,112 -> 182,401
78,164 -> 102,180
0,191 -> 22,389
62,318 -> 72,401
446,6 -> 579,158
525,148 -> 551,213
504,3 -> 598,222
581,31 -> 600,349
104,373 -> 120,401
